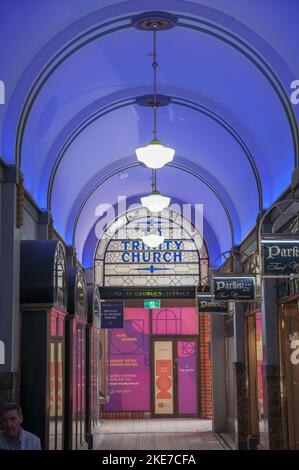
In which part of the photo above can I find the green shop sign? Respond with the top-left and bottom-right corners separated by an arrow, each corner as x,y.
144,299 -> 161,309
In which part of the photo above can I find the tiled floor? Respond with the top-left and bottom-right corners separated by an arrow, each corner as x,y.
93,419 -> 234,450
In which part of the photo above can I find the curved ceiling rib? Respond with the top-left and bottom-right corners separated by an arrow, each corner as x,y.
7,9 -> 297,170
70,161 -> 235,249
177,16 -> 299,167
46,95 -> 263,214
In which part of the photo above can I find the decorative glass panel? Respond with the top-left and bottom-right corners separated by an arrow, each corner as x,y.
94,208 -> 208,287
54,243 -> 67,309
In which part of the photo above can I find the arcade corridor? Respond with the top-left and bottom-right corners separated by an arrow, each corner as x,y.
0,1 -> 299,456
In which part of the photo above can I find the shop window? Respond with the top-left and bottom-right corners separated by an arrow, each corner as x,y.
256,311 -> 264,437
49,310 -> 64,450
152,308 -> 198,335
279,301 -> 299,449
76,270 -> 87,319
53,243 -> 67,309
104,308 -> 150,412
99,330 -> 109,403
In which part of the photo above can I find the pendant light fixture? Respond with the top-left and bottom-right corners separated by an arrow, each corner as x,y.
136,23 -> 175,169
141,170 -> 170,213
142,229 -> 165,248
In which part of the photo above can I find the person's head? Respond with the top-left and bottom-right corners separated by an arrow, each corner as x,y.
0,403 -> 23,440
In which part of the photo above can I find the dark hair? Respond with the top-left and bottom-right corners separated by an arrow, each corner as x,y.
0,402 -> 23,418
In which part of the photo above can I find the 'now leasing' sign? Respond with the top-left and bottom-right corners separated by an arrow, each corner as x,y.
262,240 -> 299,276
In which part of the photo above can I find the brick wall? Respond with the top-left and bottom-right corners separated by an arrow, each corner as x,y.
199,314 -> 212,419
100,409 -> 150,420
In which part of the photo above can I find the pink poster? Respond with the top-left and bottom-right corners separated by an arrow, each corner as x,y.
177,341 -> 197,414
104,308 -> 150,411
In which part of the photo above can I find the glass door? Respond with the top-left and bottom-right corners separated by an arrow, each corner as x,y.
153,340 -> 174,416
280,301 -> 299,449
177,340 -> 197,415
152,337 -> 199,418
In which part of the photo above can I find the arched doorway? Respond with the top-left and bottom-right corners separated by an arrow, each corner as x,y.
94,208 -> 212,421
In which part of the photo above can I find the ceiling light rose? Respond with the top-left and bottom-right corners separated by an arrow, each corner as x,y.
142,230 -> 165,248
141,190 -> 170,213
136,138 -> 175,169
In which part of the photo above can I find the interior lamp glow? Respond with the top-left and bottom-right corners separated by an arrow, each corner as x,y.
136,139 -> 175,169
141,191 -> 170,213
142,230 -> 165,248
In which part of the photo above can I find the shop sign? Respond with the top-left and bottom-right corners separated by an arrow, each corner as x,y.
213,276 -> 255,301
98,287 -> 196,300
262,240 -> 299,276
144,299 -> 161,309
197,295 -> 228,313
101,301 -> 124,328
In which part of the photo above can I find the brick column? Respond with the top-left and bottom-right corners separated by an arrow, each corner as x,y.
199,314 -> 212,418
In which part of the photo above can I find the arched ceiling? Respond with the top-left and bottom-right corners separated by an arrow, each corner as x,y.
0,0 -> 298,267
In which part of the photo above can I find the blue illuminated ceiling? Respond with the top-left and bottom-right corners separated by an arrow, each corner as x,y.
0,0 -> 298,267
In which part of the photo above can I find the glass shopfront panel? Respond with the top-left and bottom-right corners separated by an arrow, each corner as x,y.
91,329 -> 100,429
72,319 -> 86,449
280,301 -> 299,449
256,311 -> 264,437
104,308 -> 150,412
154,341 -> 174,415
49,309 -> 65,450
152,308 -> 198,335
177,340 -> 197,414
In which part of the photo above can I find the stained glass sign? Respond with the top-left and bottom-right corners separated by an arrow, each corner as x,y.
95,208 -> 208,287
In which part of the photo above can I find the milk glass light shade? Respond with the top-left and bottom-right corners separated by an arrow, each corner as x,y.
142,231 -> 165,248
141,191 -> 171,213
136,139 -> 175,169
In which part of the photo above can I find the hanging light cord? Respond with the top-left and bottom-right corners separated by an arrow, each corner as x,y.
151,168 -> 157,192
152,24 -> 158,194
152,24 -> 158,141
